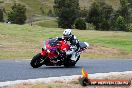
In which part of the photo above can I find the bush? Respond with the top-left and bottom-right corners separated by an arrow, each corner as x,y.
75,18 -> 86,30
8,3 -> 27,24
127,23 -> 132,32
100,19 -> 111,31
86,23 -> 96,30
115,16 -> 127,31
0,0 -> 4,3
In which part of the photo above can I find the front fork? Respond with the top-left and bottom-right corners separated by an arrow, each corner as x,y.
40,48 -> 47,64
41,48 -> 47,56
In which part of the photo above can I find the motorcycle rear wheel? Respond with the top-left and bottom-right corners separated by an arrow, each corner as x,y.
64,55 -> 80,67
64,60 -> 75,67
30,53 -> 45,68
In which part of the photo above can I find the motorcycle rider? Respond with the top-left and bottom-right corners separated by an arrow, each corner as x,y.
58,29 -> 80,62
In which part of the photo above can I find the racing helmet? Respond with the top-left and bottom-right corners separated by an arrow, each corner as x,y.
63,29 -> 72,39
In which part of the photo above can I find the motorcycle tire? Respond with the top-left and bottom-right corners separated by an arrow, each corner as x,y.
64,55 -> 80,68
30,53 -> 45,68
64,60 -> 76,67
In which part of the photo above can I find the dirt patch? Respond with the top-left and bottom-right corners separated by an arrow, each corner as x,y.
87,45 -> 121,55
82,45 -> 132,58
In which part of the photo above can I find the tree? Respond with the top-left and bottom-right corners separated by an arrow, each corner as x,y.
54,0 -> 61,16
0,8 -> 3,22
75,18 -> 86,30
54,0 -> 80,28
108,11 -> 119,30
86,1 -> 113,30
86,1 -> 101,30
116,16 -> 127,31
8,3 -> 27,24
99,2 -> 113,30
100,2 -> 113,20
118,0 -> 130,22
100,19 -> 111,31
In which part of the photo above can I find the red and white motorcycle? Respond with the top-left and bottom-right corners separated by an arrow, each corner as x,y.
30,38 -> 89,68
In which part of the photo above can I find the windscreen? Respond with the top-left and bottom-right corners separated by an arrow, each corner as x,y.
48,38 -> 58,46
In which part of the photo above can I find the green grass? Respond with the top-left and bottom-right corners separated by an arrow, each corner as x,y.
0,23 -> 62,59
0,23 -> 132,59
34,19 -> 58,28
74,31 -> 132,52
19,0 -> 42,16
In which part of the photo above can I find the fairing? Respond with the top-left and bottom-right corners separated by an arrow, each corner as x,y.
42,38 -> 70,59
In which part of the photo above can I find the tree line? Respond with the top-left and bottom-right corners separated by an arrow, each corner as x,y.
54,0 -> 132,31
0,0 -> 131,31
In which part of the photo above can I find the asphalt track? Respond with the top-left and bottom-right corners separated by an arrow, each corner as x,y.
0,59 -> 132,82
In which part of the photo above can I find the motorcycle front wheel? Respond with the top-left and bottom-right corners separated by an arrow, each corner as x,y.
30,53 -> 46,68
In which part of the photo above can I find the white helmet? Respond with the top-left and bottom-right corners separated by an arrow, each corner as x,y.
63,29 -> 72,39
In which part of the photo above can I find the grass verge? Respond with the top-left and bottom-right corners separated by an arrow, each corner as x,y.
0,23 -> 132,59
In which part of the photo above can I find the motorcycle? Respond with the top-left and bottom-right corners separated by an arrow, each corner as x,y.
30,38 -> 89,68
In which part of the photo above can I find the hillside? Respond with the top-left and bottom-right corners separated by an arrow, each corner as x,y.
1,0 -> 120,19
